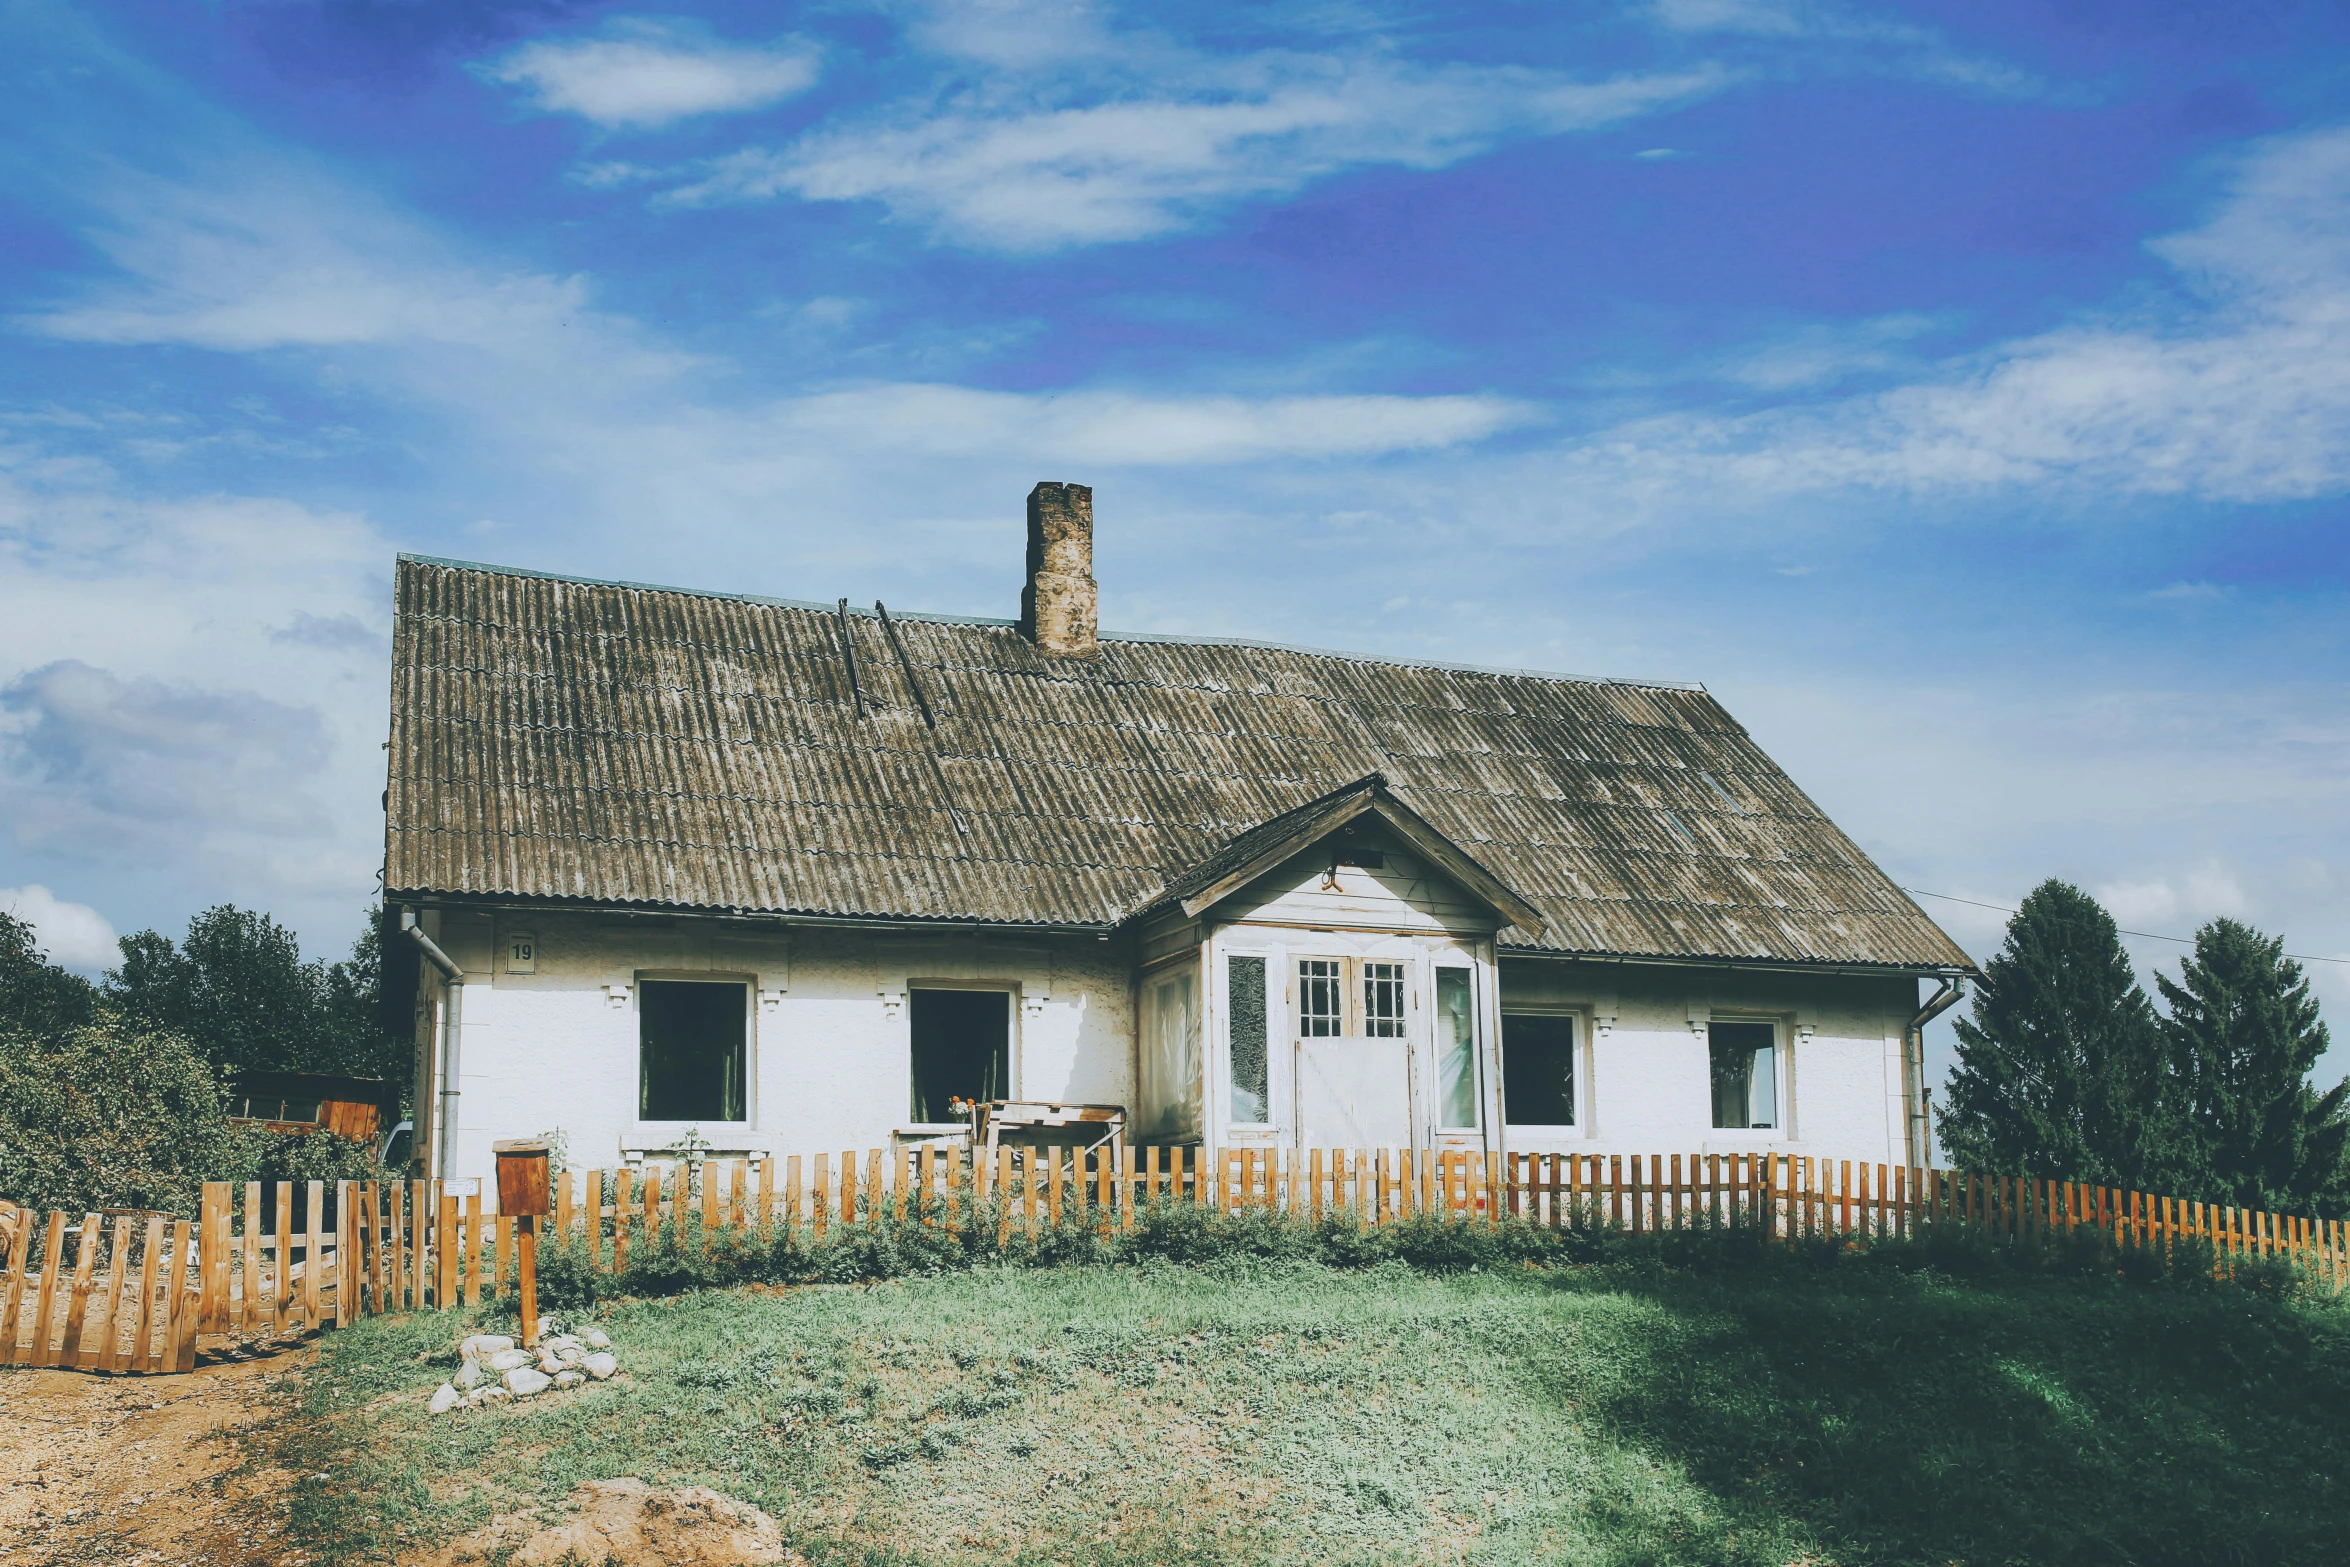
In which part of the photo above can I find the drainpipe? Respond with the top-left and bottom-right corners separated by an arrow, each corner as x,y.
402,910 -> 463,1182
1906,977 -> 1965,1168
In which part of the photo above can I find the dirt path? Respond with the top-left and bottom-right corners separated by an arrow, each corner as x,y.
0,1346 -> 310,1567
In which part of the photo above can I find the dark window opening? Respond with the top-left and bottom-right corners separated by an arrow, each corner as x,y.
1298,959 -> 1342,1037
640,980 -> 747,1122
1503,1014 -> 1576,1125
1709,1021 -> 1778,1130
1363,962 -> 1406,1038
911,988 -> 1008,1123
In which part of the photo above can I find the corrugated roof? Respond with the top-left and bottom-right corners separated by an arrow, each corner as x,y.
384,556 -> 1975,971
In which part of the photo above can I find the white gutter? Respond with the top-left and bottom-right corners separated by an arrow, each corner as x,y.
402,909 -> 463,1182
1906,977 -> 1965,1167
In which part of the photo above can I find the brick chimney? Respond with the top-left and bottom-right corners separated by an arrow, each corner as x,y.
1020,481 -> 1097,657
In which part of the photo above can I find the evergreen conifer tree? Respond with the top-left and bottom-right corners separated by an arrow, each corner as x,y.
2157,918 -> 2347,1215
1938,880 -> 2182,1186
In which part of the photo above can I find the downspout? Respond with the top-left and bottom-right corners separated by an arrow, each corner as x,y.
402,910 -> 463,1181
1906,977 -> 1965,1168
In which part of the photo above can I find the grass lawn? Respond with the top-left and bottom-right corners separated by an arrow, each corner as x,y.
280,1253 -> 2350,1566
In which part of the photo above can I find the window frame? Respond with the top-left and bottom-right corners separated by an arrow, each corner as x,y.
1361,960 -> 1407,1039
1140,959 -> 1205,1144
901,980 -> 1020,1134
1705,1015 -> 1786,1135
1224,951 -> 1276,1128
1499,1004 -> 1583,1134
1432,964 -> 1482,1133
633,974 -> 754,1129
1295,956 -> 1345,1039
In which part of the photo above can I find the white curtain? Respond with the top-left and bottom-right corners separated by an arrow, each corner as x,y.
1139,967 -> 1202,1141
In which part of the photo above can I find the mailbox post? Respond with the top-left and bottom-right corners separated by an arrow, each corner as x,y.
493,1140 -> 551,1346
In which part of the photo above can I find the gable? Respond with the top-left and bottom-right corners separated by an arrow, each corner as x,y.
1213,822 -> 1500,937
383,555 -> 1974,973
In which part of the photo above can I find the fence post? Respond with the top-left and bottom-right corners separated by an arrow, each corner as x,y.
334,1182 -> 352,1328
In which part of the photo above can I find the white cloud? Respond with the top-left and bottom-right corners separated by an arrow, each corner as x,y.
17,166 -> 603,353
1648,0 -> 2046,98
0,459 -> 392,911
1705,313 -> 1945,392
669,57 -> 1733,249
2096,862 -> 2253,931
767,384 -> 1538,463
481,20 -> 820,129
0,884 -> 117,971
1540,127 -> 2350,508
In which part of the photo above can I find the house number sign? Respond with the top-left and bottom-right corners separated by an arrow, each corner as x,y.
506,933 -> 537,974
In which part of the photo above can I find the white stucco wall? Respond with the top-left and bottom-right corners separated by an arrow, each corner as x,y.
407,902 -> 1925,1190
1498,957 -> 1919,1166
419,909 -> 1132,1193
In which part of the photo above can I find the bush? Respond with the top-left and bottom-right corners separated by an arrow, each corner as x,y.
484,1181 -> 2340,1322
0,1020 -> 250,1216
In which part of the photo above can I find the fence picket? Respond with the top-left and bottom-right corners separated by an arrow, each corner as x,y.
58,1216 -> 100,1366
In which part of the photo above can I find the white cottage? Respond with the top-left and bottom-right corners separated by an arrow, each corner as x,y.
382,483 -> 1974,1190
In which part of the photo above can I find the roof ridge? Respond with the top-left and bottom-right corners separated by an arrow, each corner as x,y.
396,553 -> 1706,694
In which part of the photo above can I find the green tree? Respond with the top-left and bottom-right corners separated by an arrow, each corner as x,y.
2158,918 -> 2348,1215
0,1018 -> 250,1216
1938,880 -> 2184,1187
103,904 -> 409,1100
0,911 -> 98,1036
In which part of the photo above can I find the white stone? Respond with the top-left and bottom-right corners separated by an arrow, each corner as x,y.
581,1328 -> 611,1350
557,1347 -> 586,1369
460,1334 -> 515,1360
487,1348 -> 534,1373
455,1360 -> 485,1391
503,1367 -> 553,1397
584,1353 -> 618,1381
469,1386 -> 511,1408
553,1369 -> 585,1389
537,1350 -> 564,1376
547,1333 -> 585,1351
429,1384 -> 462,1415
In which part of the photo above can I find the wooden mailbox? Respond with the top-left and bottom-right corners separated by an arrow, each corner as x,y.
493,1140 -> 550,1345
493,1139 -> 551,1218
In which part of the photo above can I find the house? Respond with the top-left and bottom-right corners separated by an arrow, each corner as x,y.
382,483 -> 1974,1190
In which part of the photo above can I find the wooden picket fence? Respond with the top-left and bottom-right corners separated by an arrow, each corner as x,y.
6,1147 -> 2342,1370
0,1208 -> 203,1373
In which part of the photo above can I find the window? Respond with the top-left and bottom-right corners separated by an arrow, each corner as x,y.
1502,1014 -> 1576,1126
1435,968 -> 1479,1128
640,980 -> 747,1122
1362,962 -> 1406,1038
1228,955 -> 1270,1123
910,988 -> 1008,1123
1298,959 -> 1342,1037
1709,1021 -> 1778,1130
1140,968 -> 1202,1141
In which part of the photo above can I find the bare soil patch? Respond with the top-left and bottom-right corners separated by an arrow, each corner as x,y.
420,1478 -> 799,1567
0,1344 -> 310,1567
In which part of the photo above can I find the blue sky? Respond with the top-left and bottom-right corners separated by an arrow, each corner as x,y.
1,0 -> 2345,1085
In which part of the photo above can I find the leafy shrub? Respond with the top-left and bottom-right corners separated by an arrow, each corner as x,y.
487,1173 -> 2331,1318
0,1020 -> 250,1216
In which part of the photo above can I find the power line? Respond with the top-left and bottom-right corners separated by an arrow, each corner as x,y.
1903,888 -> 2350,967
